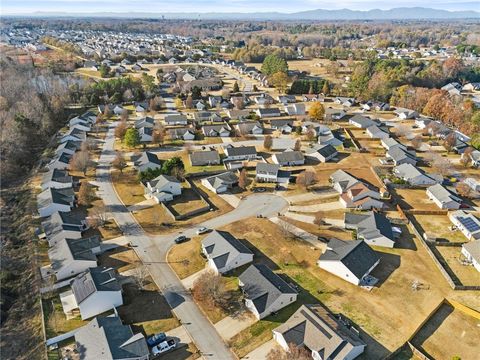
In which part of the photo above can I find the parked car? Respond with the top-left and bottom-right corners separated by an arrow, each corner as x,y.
196,227 -> 209,235
174,235 -> 188,244
152,339 -> 177,356
147,333 -> 167,347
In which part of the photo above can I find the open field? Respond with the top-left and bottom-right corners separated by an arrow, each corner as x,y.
434,246 -> 480,285
98,246 -> 140,273
216,217 -> 480,359
411,303 -> 480,360
414,215 -> 466,243
167,236 -> 206,279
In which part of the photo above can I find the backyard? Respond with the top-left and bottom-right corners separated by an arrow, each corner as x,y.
414,215 -> 467,243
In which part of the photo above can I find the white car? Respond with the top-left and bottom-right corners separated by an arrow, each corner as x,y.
152,339 -> 176,356
196,227 -> 209,235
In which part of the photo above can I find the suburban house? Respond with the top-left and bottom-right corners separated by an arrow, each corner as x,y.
201,172 -> 238,194
462,240 -> 480,272
47,152 -> 73,171
349,115 -> 376,129
164,114 -> 188,126
277,95 -> 296,104
362,101 -> 389,112
256,108 -> 281,118
464,178 -> 480,192
272,304 -> 366,360
74,316 -> 149,360
134,101 -> 149,114
272,150 -> 305,166
190,150 -> 221,166
256,163 -> 291,183
317,239 -> 380,286
345,212 -> 396,248
55,140 -> 82,156
305,144 -> 338,163
133,151 -> 162,172
381,137 -> 406,151
330,170 -> 361,193
69,120 -> 91,132
138,126 -> 153,143
334,97 -> 356,107
302,94 -> 319,102
201,231 -> 254,274
60,267 -> 123,320
285,103 -> 306,116
270,119 -> 294,134
463,150 -> 480,167
226,109 -> 250,121
426,184 -> 462,209
37,187 -> 75,218
318,128 -> 343,147
340,183 -> 384,210
48,236 -> 102,281
386,147 -> 418,166
235,121 -> 263,135
366,125 -> 389,139
168,127 -> 195,141
393,164 -> 443,186
238,264 -> 297,319
415,117 -> 433,129
60,128 -> 87,143
144,175 -> 182,203
41,169 -> 73,190
202,124 -> 231,137
194,111 -> 222,123
135,117 -> 155,129
394,108 -> 418,119
325,108 -> 347,121
448,210 -> 480,241
223,145 -> 257,161
41,211 -> 87,243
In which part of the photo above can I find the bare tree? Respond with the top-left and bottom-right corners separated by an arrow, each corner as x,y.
238,169 -> 248,190
69,149 -> 92,176
115,121 -> 128,140
305,127 -> 316,142
460,147 -> 474,168
432,156 -> 452,176
294,139 -> 302,151
411,135 -> 423,150
267,344 -> 311,360
112,152 -> 127,173
192,270 -> 231,309
444,132 -> 456,152
184,143 -> 194,154
263,135 -> 273,151
396,124 -> 411,138
171,166 -> 185,181
78,181 -> 95,207
232,97 -> 244,110
152,124 -> 165,147
313,211 -> 326,226
456,182 -> 474,198
278,220 -> 297,241
120,109 -> 129,122
88,204 -> 109,228
132,264 -> 150,291
297,170 -> 317,189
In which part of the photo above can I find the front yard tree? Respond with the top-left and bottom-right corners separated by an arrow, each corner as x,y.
294,139 -> 301,151
124,128 -> 141,148
444,132 -> 456,153
112,152 -> 127,173
263,135 -> 273,150
153,125 -> 165,147
192,270 -> 228,309
411,135 -> 423,150
297,169 -> 317,189
308,101 -> 325,122
233,81 -> 240,93
456,182 -> 474,198
261,54 -> 288,76
269,71 -> 290,94
69,148 -> 92,176
238,169 -> 248,190
88,204 -> 109,228
162,156 -> 184,175
185,94 -> 193,109
78,181 -> 95,207
120,109 -> 129,122
103,105 -> 112,118
115,121 -> 128,140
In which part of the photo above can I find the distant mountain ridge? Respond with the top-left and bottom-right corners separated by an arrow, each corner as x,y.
9,7 -> 480,20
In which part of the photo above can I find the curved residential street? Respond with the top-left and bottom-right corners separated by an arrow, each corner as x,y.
95,122 -> 288,359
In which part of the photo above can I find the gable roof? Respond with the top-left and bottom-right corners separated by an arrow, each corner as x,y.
203,172 -> 239,190
190,150 -> 220,166
344,212 -> 394,241
133,151 -> 162,168
202,231 -> 253,269
148,174 -> 180,190
72,267 -> 121,305
463,240 -> 480,263
319,239 -> 379,279
239,264 -> 296,314
38,187 -> 75,209
427,184 -> 461,205
224,145 -> 256,157
42,211 -> 85,237
330,170 -> 360,192
256,163 -> 280,176
273,304 -> 365,359
274,150 -> 304,163
49,236 -> 100,272
42,168 -> 73,185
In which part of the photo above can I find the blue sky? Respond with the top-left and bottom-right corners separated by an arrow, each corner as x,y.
2,0 -> 479,14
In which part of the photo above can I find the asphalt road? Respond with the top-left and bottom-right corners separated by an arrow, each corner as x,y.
95,123 -> 288,359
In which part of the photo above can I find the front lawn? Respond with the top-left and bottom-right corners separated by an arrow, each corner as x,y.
167,236 -> 205,279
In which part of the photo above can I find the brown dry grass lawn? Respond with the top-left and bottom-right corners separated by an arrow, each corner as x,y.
219,218 -> 480,359
167,236 -> 206,279
435,246 -> 480,286
98,246 -> 140,273
411,303 -> 480,360
414,215 -> 466,243
111,168 -> 145,206
394,189 -> 434,211
170,187 -> 205,215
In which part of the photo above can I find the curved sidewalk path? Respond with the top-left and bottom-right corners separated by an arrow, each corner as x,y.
95,123 -> 289,359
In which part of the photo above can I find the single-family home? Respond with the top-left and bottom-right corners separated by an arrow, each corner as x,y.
386,146 -> 417,166
201,231 -> 254,274
464,178 -> 480,192
317,127 -> 344,147
134,101 -> 149,114
37,187 -> 75,218
144,175 -> 182,203
60,128 -> 87,143
47,152 -> 73,171
41,169 -> 73,190
349,115 -> 376,129
223,145 -> 257,161
60,267 -> 123,320
168,127 -> 196,141
202,124 -> 231,137
318,239 -> 380,286
463,150 -> 480,167
381,137 -> 406,151
344,212 -> 396,248
394,108 -> 418,119
415,117 -> 433,129
256,108 -> 281,119
340,182 -> 384,210
69,119 -> 92,132
226,109 -> 250,121
74,316 -> 149,360
285,103 -> 306,116
272,150 -> 305,166
325,108 -> 346,121
462,82 -> 480,92
393,164 -> 443,186
164,114 -> 188,126
201,172 -> 239,194
302,94 -> 319,102
133,151 -> 162,172
448,210 -> 480,241
55,140 -> 82,156
49,236 -> 101,281
41,210 -> 85,239
330,170 -> 362,193
256,163 -> 291,183
366,125 -> 389,139
277,95 -> 296,104
270,119 -> 294,134
426,184 -> 462,209
462,240 -> 480,272
305,144 -> 338,163
134,117 -> 155,129
138,127 -> 153,143
194,111 -> 222,123
239,264 -> 297,319
190,150 -> 221,166
235,121 -> 263,135
272,304 -> 366,360
334,97 -> 356,107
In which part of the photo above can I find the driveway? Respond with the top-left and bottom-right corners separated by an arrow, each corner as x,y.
241,339 -> 277,360
214,313 -> 257,340
180,268 -> 209,290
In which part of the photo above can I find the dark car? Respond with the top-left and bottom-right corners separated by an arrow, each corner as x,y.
147,332 -> 166,347
174,235 -> 188,244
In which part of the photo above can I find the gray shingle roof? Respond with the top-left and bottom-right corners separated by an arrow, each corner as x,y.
274,151 -> 304,164
38,187 -> 75,209
427,184 -> 461,205
256,163 -> 280,176
133,151 -> 162,168
203,172 -> 239,190
202,231 -> 253,270
330,170 -> 359,192
224,145 -> 256,157
75,316 -> 149,360
72,267 -> 121,304
49,236 -> 100,271
344,211 -> 394,242
190,150 -> 220,166
239,264 -> 296,314
42,211 -> 85,237
42,168 -> 73,185
319,239 -> 379,280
